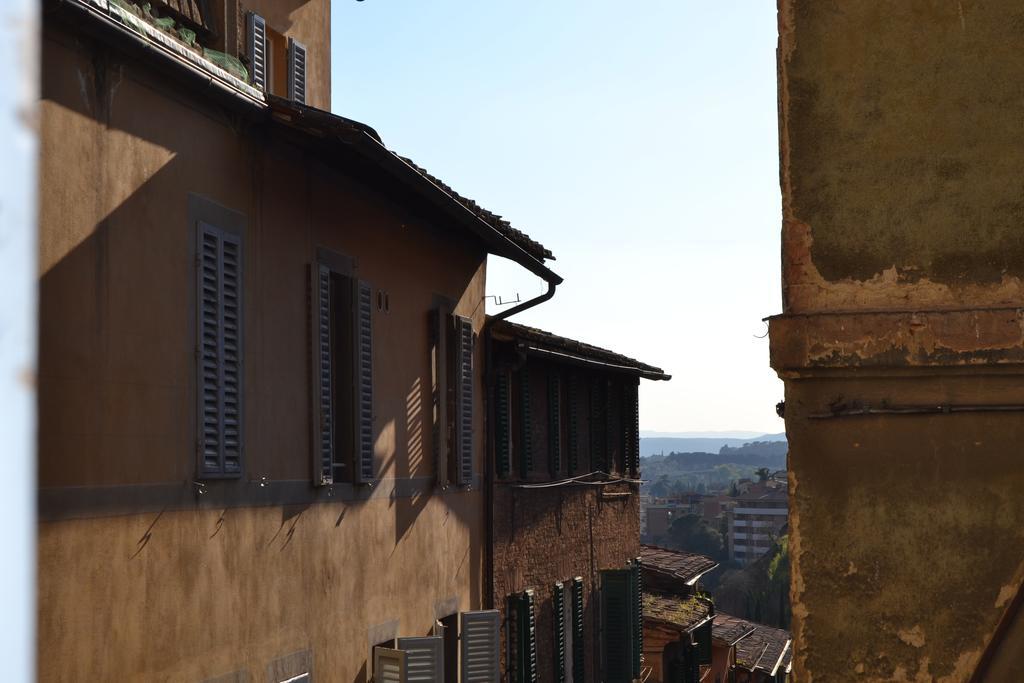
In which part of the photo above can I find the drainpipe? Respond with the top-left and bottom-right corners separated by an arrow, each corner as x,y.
491,278 -> 557,322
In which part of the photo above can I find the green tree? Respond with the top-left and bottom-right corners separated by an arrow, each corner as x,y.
665,513 -> 727,562
755,467 -> 771,482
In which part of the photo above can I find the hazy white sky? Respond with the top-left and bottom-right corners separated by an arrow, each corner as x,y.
332,1 -> 784,434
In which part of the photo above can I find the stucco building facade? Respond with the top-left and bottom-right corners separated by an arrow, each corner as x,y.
770,1 -> 1024,679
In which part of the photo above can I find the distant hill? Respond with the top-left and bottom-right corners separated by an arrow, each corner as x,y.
640,437 -> 788,495
641,432 -> 786,458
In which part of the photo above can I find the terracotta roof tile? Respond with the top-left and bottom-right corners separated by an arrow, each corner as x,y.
490,320 -> 670,380
641,545 -> 719,590
643,592 -> 713,631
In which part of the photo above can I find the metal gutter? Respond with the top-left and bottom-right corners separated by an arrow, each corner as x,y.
769,640 -> 791,677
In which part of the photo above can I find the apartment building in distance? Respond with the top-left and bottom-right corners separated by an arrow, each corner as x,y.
486,320 -> 670,683
38,0 -> 563,679
727,489 -> 788,565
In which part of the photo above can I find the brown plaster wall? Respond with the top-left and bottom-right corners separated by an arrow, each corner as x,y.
778,0 -> 1024,314
39,25 -> 484,681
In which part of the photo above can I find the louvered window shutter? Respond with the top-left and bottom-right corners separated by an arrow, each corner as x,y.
397,636 -> 444,683
197,222 -> 243,478
460,610 -> 500,683
374,647 -> 407,683
590,379 -> 607,473
287,38 -> 308,104
553,583 -> 567,683
567,376 -> 579,475
695,621 -> 712,666
312,264 -> 334,485
548,372 -> 561,477
514,591 -> 538,683
601,570 -> 634,683
455,316 -> 474,486
518,370 -> 533,478
571,577 -> 585,682
353,280 -> 374,484
631,559 -> 643,678
247,13 -> 267,90
625,380 -> 640,478
495,372 -> 511,478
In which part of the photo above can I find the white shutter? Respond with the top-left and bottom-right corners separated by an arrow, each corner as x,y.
374,647 -> 407,683
288,38 -> 308,104
460,610 -> 499,683
247,13 -> 267,90
354,280 -> 374,483
197,221 -> 243,477
313,264 -> 334,485
397,636 -> 444,683
455,316 -> 474,485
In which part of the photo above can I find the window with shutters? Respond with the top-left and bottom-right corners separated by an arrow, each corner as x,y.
433,310 -> 475,487
624,379 -> 640,479
397,635 -> 444,683
374,647 -> 407,683
509,591 -> 538,683
310,251 -> 374,486
196,220 -> 244,478
590,378 -> 608,474
245,14 -> 309,103
601,569 -> 641,683
566,375 -> 586,476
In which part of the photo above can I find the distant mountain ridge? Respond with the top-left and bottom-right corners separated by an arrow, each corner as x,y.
641,432 -> 786,458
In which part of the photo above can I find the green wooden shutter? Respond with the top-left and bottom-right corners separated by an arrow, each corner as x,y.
602,570 -> 634,683
354,280 -> 374,484
553,583 -> 566,683
567,375 -> 579,475
695,621 -> 712,666
571,577 -> 585,682
495,372 -> 511,478
631,560 -> 643,678
287,37 -> 307,104
512,592 -> 538,683
590,378 -> 607,473
548,371 -> 562,476
518,370 -> 533,478
625,380 -> 640,478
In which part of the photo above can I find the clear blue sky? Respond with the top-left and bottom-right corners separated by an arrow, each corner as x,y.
332,1 -> 784,434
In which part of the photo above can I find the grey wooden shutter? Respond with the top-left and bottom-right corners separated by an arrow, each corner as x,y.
567,376 -> 579,475
374,647 -> 407,683
247,12 -> 267,90
354,280 -> 374,483
548,372 -> 561,476
287,38 -> 307,104
601,570 -> 634,683
431,307 -> 449,486
571,577 -> 585,682
518,370 -> 533,478
197,222 -> 243,477
455,316 -> 474,485
397,636 -> 444,683
553,583 -> 567,683
313,264 -> 334,485
495,372 -> 511,478
460,610 -> 500,683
